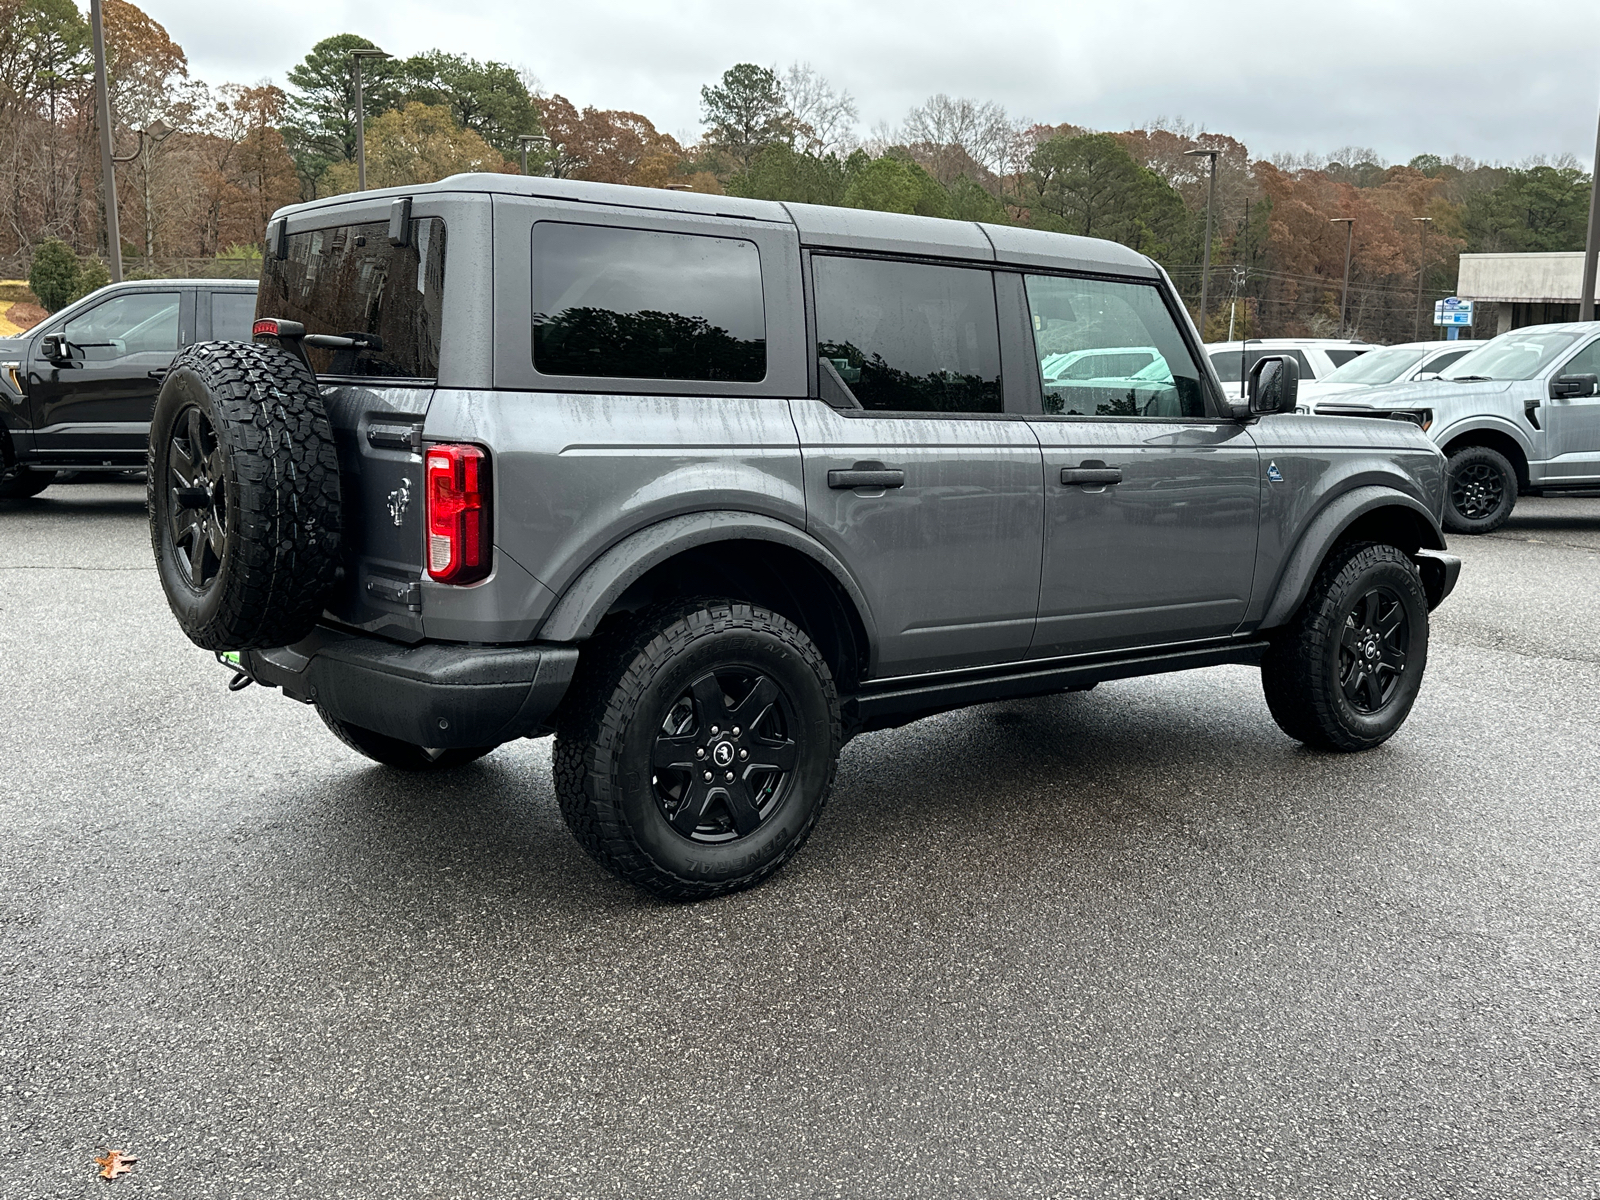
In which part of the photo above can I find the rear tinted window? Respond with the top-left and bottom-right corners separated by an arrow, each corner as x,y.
813,255 -> 1002,414
258,219 -> 445,379
1210,347 -> 1314,382
531,222 -> 766,383
211,291 -> 256,342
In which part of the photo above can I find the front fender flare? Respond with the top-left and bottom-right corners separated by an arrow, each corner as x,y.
1259,486 -> 1447,630
536,510 -> 879,646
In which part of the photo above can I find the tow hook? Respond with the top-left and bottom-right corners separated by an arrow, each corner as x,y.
216,650 -> 255,691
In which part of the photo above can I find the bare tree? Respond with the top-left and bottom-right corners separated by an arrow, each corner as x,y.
781,62 -> 856,155
900,94 -> 1020,183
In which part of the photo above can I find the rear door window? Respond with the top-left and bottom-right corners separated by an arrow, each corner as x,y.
210,290 -> 256,342
1024,274 -> 1206,417
258,218 -> 446,379
531,222 -> 766,383
813,255 -> 1002,413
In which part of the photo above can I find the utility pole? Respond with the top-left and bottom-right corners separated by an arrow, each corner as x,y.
518,134 -> 551,176
1581,95 -> 1600,322
1412,216 -> 1434,340
1330,217 -> 1355,337
1185,147 -> 1221,338
89,0 -> 121,282
348,49 -> 390,192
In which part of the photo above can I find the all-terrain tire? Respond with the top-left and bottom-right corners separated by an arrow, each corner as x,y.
1442,444 -> 1516,534
554,599 -> 841,901
0,466 -> 56,499
147,341 -> 342,650
1261,541 -> 1430,752
316,705 -> 498,771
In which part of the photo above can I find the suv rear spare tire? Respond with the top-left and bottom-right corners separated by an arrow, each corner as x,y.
148,341 -> 342,651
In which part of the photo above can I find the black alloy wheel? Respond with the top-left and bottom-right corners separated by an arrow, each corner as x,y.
1338,585 -> 1410,715
167,406 -> 229,591
1449,460 -> 1504,523
651,667 -> 800,844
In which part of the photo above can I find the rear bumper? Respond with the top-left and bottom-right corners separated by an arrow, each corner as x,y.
242,629 -> 579,749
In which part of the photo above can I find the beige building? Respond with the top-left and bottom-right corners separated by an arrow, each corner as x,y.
1456,252 -> 1600,335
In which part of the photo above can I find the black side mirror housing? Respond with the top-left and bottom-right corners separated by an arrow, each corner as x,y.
1248,354 -> 1300,416
39,333 -> 70,365
1550,373 -> 1598,399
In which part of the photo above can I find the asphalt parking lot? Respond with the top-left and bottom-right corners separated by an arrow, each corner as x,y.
4,482 -> 1598,1199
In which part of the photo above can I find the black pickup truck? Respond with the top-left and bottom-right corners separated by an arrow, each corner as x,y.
0,278 -> 257,497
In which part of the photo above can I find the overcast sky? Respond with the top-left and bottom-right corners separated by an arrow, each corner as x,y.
146,0 -> 1600,168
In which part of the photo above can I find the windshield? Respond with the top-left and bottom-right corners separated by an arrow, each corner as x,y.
1320,345 -> 1425,386
1443,330 -> 1580,381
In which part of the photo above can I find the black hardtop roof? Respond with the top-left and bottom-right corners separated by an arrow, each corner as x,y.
273,173 -> 1158,276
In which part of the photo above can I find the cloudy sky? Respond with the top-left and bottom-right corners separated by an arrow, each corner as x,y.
149,0 -> 1599,167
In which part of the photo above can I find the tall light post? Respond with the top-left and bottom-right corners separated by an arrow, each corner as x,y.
1330,217 -> 1355,337
518,134 -> 551,176
348,49 -> 390,192
1412,216 -> 1434,340
1185,147 -> 1221,337
88,0 -> 122,281
1581,95 -> 1600,323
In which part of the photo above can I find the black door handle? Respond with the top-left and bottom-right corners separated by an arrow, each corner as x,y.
1061,466 -> 1123,486
828,464 -> 905,490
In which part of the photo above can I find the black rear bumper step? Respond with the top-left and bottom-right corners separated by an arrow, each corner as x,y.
242,629 -> 579,749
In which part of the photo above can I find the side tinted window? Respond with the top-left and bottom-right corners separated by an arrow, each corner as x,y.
259,219 -> 446,379
62,292 -> 180,361
814,256 -> 1001,414
531,222 -> 765,383
1561,338 -> 1600,378
1423,348 -> 1471,375
211,291 -> 256,342
1325,349 -> 1366,368
1025,275 -> 1206,418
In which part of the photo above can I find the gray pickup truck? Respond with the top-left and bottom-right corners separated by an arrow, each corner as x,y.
145,175 -> 1459,899
0,278 -> 257,496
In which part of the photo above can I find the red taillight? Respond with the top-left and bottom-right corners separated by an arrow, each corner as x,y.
425,444 -> 491,584
252,318 -> 279,337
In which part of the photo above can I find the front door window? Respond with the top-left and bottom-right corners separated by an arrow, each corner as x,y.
61,292 -> 180,361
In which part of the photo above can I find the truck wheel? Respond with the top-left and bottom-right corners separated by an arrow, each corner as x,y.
554,600 -> 841,901
316,705 -> 498,771
1442,445 -> 1515,534
1261,542 -> 1429,752
0,466 -> 56,499
147,341 -> 342,651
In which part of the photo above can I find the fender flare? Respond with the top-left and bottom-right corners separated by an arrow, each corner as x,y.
536,510 -> 879,646
1259,486 -> 1447,630
1432,414 -> 1534,459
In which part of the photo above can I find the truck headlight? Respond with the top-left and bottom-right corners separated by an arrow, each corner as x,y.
1392,409 -> 1432,432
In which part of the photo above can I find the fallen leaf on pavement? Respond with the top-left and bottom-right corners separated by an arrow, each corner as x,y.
94,1150 -> 137,1180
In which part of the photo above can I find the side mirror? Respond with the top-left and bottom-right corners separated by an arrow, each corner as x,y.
1248,354 -> 1300,416
1550,373 -> 1598,399
39,334 -> 70,365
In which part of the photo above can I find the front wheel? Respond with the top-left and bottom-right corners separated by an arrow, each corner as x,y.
1262,542 -> 1430,752
1442,445 -> 1516,534
0,466 -> 56,499
554,600 -> 841,901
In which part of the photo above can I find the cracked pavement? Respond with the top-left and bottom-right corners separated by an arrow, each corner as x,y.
3,483 -> 1598,1198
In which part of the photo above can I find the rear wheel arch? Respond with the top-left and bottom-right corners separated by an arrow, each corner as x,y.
538,513 -> 876,692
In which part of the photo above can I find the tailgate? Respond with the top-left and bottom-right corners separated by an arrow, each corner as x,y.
319,383 -> 432,642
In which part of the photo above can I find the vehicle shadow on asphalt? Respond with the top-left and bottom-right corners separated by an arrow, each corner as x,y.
1,495 -> 147,515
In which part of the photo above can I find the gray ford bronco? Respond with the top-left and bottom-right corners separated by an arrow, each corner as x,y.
147,175 -> 1461,899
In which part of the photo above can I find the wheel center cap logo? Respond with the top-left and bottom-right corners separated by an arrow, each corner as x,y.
712,741 -> 735,767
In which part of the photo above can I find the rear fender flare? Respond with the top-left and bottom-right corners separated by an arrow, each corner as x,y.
537,510 -> 879,646
1259,486 -> 1447,630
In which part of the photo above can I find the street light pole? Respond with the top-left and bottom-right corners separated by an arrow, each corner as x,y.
1185,147 -> 1221,337
518,134 -> 551,176
348,49 -> 390,192
88,0 -> 121,282
1581,94 -> 1600,323
1412,216 -> 1434,340
1330,217 -> 1355,337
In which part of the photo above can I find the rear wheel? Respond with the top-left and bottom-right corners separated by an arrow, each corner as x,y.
1262,542 -> 1430,752
316,705 -> 498,771
554,599 -> 840,901
0,466 -> 56,499
1442,445 -> 1516,534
